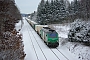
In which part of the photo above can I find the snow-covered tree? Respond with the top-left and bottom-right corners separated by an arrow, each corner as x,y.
72,0 -> 81,19
68,19 -> 90,45
54,0 -> 60,21
37,0 -> 45,24
67,0 -> 81,22
49,0 -> 55,22
30,11 -> 37,22
80,0 -> 90,20
67,0 -> 90,21
0,0 -> 25,60
44,0 -> 51,24
59,0 -> 67,22
37,0 -> 68,24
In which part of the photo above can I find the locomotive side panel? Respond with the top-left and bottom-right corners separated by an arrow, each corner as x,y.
40,29 -> 48,42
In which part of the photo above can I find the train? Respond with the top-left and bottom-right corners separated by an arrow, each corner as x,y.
26,18 -> 59,48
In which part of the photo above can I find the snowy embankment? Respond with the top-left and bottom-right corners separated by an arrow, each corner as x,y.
51,23 -> 90,60
15,17 -> 90,60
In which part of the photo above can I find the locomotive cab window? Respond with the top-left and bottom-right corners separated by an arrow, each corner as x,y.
48,32 -> 57,38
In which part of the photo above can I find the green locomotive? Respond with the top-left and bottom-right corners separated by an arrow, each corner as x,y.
40,27 -> 59,47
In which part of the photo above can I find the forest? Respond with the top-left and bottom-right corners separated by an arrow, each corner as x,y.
30,0 -> 90,24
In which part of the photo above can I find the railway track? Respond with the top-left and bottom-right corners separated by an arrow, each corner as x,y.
56,48 -> 69,60
26,20 -> 70,60
27,26 -> 39,60
50,48 -> 69,60
27,23 -> 47,60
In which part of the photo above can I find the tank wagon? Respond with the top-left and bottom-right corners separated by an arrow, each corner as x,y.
26,18 -> 59,48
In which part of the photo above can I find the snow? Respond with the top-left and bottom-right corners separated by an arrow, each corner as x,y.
52,24 -> 70,38
66,42 -> 90,60
15,17 -> 90,60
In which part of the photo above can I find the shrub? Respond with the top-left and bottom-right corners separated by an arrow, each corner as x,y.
68,19 -> 90,45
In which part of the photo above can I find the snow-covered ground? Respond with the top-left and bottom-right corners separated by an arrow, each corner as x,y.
15,17 -> 90,60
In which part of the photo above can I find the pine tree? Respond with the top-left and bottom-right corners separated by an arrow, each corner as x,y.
80,0 -> 90,20
54,0 -> 59,21
50,0 -> 55,22
59,0 -> 67,23
74,0 -> 81,19
44,0 -> 51,24
68,0 -> 81,21
37,0 -> 45,24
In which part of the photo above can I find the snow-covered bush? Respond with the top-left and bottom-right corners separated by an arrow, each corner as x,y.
68,19 -> 90,45
0,30 -> 25,60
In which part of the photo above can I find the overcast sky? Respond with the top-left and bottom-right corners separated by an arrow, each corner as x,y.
15,0 -> 73,14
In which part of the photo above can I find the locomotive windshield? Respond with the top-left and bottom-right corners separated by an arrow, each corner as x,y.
48,32 -> 57,38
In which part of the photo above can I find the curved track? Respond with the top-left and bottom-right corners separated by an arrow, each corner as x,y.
22,18 -> 78,60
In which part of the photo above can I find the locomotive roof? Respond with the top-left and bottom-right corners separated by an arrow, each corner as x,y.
42,27 -> 55,33
31,20 -> 38,24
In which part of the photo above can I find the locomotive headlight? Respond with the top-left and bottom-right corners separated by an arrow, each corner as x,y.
56,38 -> 59,42
57,40 -> 59,42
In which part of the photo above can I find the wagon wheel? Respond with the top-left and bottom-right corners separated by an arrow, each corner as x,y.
44,41 -> 46,43
46,42 -> 51,47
